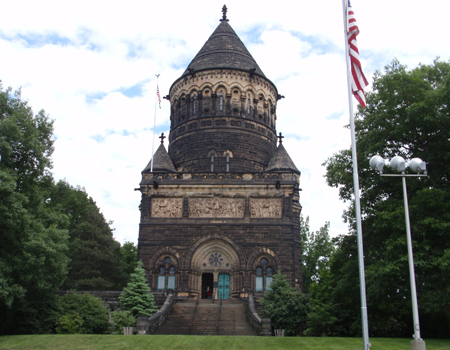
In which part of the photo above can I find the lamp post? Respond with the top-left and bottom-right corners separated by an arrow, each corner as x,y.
369,156 -> 427,350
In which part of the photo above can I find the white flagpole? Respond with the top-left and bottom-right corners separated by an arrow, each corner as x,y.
341,1 -> 370,349
150,74 -> 160,173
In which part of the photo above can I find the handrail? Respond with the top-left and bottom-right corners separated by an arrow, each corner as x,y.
246,294 -> 272,336
216,298 -> 222,335
189,297 -> 199,334
136,293 -> 174,334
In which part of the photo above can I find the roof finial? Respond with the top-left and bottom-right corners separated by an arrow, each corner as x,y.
220,4 -> 229,22
159,132 -> 166,144
277,132 -> 284,145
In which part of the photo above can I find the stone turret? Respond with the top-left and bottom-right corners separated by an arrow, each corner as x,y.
167,12 -> 280,173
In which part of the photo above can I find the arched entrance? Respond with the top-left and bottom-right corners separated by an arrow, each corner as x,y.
190,239 -> 241,299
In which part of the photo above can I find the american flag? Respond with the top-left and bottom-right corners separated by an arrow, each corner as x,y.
347,1 -> 368,107
157,84 -> 161,109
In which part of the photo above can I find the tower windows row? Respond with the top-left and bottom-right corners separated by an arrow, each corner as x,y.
209,151 -> 231,172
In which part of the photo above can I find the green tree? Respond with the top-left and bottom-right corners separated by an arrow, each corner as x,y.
0,85 -> 70,335
119,261 -> 157,317
119,241 -> 138,283
323,59 -> 450,338
261,271 -> 309,336
48,180 -> 127,290
58,292 -> 109,334
111,311 -> 136,334
300,215 -> 335,294
55,312 -> 84,334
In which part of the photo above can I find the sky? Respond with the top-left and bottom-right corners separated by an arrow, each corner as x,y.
1,0 -> 449,244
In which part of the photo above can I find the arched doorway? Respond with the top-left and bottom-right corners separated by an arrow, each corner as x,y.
190,239 -> 240,299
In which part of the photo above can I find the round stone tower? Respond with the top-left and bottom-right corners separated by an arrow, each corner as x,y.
167,10 -> 281,173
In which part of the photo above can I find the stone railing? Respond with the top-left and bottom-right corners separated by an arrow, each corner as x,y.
246,294 -> 272,336
136,294 -> 174,334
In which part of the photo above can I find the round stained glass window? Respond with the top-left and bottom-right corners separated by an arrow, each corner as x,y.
164,257 -> 171,264
260,258 -> 268,265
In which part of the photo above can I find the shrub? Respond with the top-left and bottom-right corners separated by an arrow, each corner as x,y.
59,292 -> 109,334
55,312 -> 83,334
111,311 -> 136,334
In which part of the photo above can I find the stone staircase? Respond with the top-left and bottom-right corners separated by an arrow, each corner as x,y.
216,300 -> 255,336
190,299 -> 220,335
153,299 -> 256,336
151,299 -> 196,335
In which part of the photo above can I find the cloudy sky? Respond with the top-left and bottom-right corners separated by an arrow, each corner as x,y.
1,0 -> 448,244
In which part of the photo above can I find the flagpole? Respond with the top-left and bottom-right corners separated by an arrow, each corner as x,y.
341,1 -> 370,349
150,74 -> 160,173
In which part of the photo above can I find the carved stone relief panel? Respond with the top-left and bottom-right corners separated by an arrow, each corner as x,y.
152,198 -> 183,218
189,198 -> 245,218
250,198 -> 282,218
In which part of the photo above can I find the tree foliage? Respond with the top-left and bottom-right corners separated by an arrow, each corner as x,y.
58,292 -> 109,334
48,180 -> 127,290
0,85 -> 70,334
322,59 -> 450,338
119,261 -> 157,318
262,271 -> 309,336
300,215 -> 335,294
111,311 -> 136,334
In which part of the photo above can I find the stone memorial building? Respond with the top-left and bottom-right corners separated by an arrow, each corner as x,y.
137,6 -> 302,300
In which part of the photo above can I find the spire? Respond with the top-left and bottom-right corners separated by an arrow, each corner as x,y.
181,6 -> 265,78
220,4 -> 229,22
143,142 -> 177,173
266,142 -> 300,174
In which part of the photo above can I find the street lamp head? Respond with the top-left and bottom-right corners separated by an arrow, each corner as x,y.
409,158 -> 427,174
390,156 -> 406,172
369,155 -> 385,173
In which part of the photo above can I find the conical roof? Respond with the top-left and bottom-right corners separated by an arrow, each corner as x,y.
143,143 -> 177,173
266,143 -> 300,174
182,19 -> 266,78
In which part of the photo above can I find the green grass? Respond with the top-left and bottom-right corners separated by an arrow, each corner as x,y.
0,335 -> 449,350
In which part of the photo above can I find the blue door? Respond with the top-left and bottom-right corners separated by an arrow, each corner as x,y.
218,273 -> 230,299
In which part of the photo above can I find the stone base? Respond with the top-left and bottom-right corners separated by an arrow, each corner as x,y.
411,339 -> 426,350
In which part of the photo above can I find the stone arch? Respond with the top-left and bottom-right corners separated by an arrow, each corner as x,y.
149,246 -> 182,270
246,247 -> 281,271
184,233 -> 246,270
212,82 -> 230,95
223,150 -> 233,158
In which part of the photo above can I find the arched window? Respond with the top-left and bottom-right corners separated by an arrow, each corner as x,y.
211,155 -> 214,172
193,95 -> 197,115
158,266 -> 166,289
255,267 -> 263,291
168,266 -> 176,289
219,91 -> 224,111
226,154 -> 230,172
247,94 -> 251,114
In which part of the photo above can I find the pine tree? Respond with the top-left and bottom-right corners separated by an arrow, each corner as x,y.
119,261 -> 157,317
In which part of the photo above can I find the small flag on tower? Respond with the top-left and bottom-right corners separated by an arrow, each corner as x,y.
157,85 -> 161,109
347,1 -> 368,107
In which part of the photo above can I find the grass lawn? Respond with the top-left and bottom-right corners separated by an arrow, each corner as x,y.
0,335 -> 449,350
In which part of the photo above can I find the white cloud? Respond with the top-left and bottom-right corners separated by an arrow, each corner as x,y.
1,0 -> 448,243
